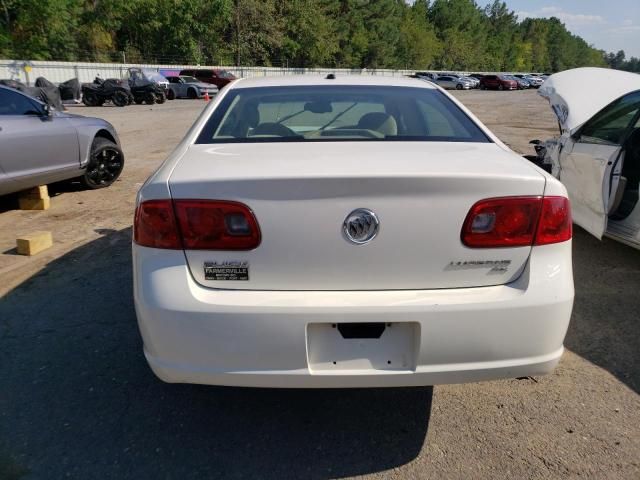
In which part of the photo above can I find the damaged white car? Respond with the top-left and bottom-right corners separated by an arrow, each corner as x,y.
535,67 -> 640,248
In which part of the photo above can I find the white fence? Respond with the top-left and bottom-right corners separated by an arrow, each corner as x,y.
0,59 -> 417,84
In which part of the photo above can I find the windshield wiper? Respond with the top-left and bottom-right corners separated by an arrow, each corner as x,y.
276,109 -> 306,124
320,103 -> 357,130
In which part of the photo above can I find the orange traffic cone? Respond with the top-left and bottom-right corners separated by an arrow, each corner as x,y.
203,91 -> 210,102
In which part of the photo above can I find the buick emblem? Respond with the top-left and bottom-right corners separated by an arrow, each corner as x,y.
343,208 -> 379,245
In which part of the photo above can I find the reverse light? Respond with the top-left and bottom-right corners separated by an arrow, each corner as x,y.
173,200 -> 261,249
134,199 -> 261,250
462,196 -> 571,248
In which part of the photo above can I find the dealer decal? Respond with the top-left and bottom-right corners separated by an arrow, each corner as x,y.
204,261 -> 249,281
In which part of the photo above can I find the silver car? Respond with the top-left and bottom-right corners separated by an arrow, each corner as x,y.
459,76 -> 480,88
167,76 -> 219,99
435,75 -> 472,90
0,85 -> 124,196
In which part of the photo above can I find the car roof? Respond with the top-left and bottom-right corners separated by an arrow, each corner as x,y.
230,75 -> 437,90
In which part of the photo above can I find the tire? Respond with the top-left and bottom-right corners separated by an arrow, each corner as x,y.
155,91 -> 167,104
112,91 -> 129,107
480,84 -> 486,90
167,89 -> 176,100
80,138 -> 124,189
144,92 -> 156,105
498,84 -> 504,91
82,91 -> 101,107
187,88 -> 198,99
456,84 -> 463,90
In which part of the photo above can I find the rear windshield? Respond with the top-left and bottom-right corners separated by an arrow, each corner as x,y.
196,85 -> 490,144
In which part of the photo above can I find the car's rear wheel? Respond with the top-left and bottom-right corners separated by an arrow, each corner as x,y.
112,91 -> 129,107
187,88 -> 198,99
167,89 -> 176,100
80,138 -> 124,189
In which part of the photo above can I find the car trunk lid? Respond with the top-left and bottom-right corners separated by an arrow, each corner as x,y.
168,142 -> 546,290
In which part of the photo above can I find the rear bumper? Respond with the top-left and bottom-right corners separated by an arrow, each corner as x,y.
133,242 -> 574,388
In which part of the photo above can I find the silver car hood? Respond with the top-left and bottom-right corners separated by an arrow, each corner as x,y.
539,67 -> 640,133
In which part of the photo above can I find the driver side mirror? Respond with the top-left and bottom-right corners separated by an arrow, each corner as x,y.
42,103 -> 53,119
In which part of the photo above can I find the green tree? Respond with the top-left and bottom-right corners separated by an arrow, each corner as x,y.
396,0 -> 441,69
0,0 -> 614,72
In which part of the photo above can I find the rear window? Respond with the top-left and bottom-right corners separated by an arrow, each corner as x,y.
196,85 -> 490,144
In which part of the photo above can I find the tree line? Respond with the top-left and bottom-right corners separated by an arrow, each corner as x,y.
1,0 -> 638,73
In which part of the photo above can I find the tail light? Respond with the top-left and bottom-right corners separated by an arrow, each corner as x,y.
134,199 -> 181,249
134,199 -> 261,250
462,196 -> 571,248
535,196 -> 572,245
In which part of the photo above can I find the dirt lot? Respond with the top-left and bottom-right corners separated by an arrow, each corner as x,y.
1,90 -> 639,479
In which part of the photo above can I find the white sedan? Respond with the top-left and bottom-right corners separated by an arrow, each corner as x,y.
133,75 -> 574,388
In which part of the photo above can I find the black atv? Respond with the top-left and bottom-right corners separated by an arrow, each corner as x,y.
129,78 -> 167,105
82,77 -> 133,107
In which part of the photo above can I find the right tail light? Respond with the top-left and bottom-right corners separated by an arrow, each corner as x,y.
462,196 -> 571,248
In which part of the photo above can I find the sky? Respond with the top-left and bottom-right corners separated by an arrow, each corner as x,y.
478,0 -> 640,58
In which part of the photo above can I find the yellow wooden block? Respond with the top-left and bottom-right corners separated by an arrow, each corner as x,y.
23,185 -> 49,199
16,231 -> 53,256
18,196 -> 50,210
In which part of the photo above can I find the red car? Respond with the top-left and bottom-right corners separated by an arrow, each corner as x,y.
178,69 -> 236,89
480,75 -> 517,91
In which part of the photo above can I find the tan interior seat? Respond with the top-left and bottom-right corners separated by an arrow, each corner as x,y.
357,112 -> 398,136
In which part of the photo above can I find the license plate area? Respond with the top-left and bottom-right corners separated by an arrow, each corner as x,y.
307,322 -> 419,373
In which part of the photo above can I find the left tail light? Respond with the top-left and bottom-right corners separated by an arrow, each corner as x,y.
134,199 -> 181,249
134,199 -> 261,250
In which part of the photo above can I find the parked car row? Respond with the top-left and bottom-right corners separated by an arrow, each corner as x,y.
414,71 -> 549,91
81,68 -> 235,107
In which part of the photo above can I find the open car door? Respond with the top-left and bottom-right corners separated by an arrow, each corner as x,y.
557,91 -> 640,239
558,142 -> 622,238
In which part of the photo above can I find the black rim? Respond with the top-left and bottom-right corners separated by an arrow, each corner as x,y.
86,147 -> 123,186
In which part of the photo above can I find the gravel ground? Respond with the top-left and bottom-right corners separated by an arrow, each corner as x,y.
0,89 -> 638,480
